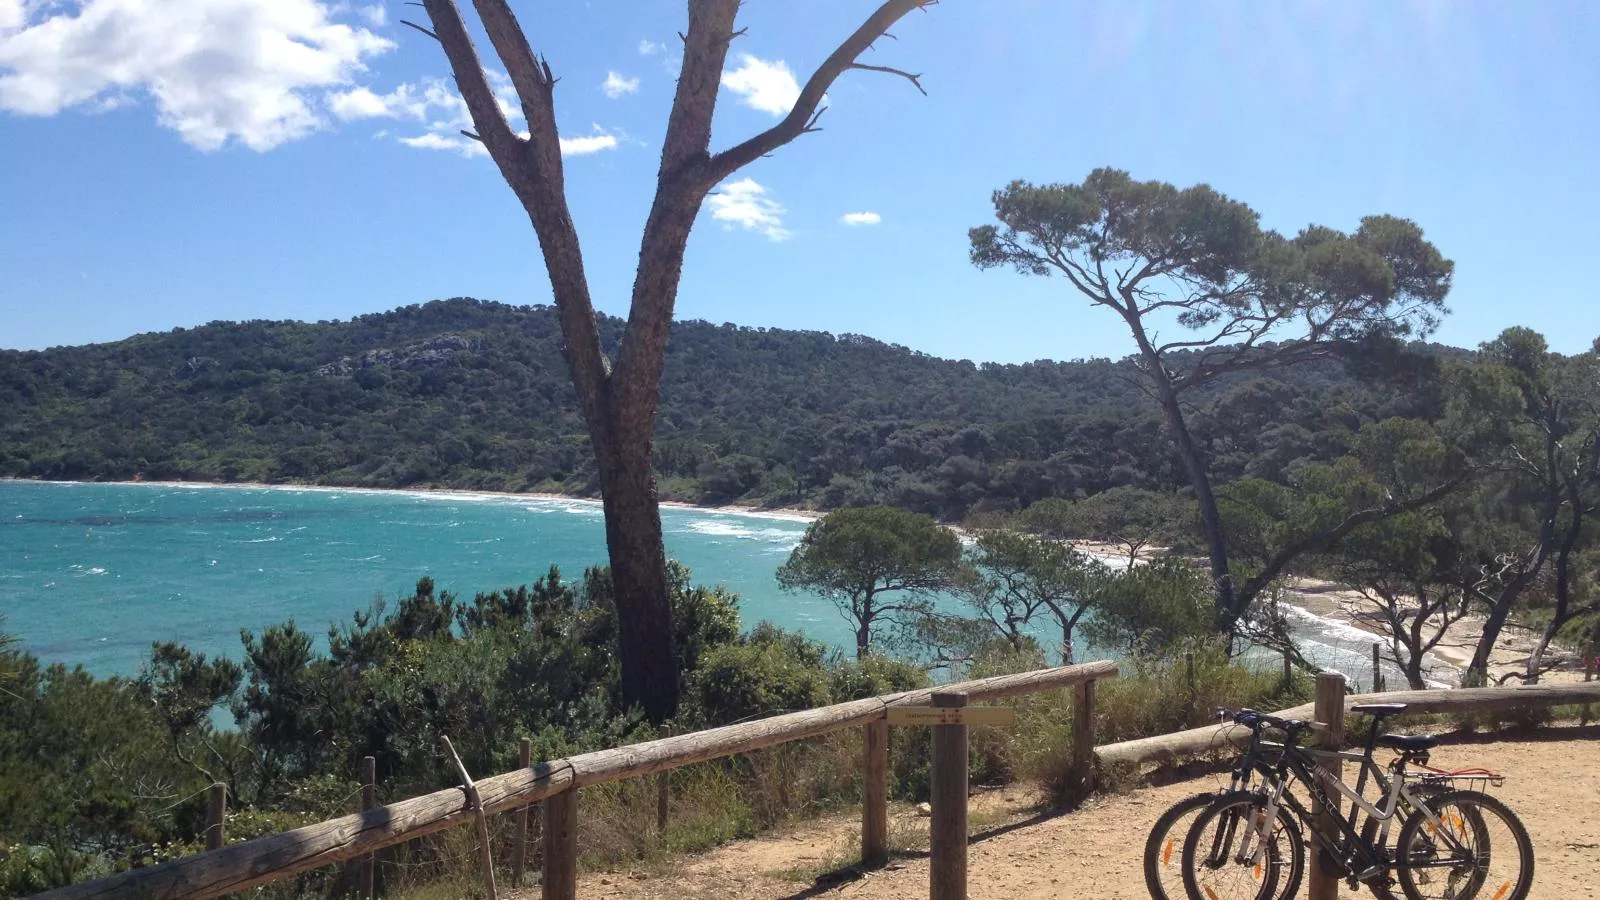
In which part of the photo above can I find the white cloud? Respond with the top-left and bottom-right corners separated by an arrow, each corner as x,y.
402,120 -> 617,159
707,177 -> 790,242
559,126 -> 618,156
0,0 -> 23,33
0,0 -> 394,151
721,53 -> 801,116
602,70 -> 639,99
327,85 -> 391,120
398,131 -> 484,157
327,78 -> 469,129
638,39 -> 662,56
840,211 -> 882,226
357,4 -> 386,27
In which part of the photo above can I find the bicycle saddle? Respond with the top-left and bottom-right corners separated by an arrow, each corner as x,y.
1376,733 -> 1436,752
1350,702 -> 1408,718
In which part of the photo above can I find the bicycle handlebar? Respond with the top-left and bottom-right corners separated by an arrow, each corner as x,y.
1216,707 -> 1312,736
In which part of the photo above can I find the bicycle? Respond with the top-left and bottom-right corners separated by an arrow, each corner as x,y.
1143,711 -> 1304,900
1182,703 -> 1533,900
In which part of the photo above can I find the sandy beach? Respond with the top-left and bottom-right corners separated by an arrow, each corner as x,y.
1282,575 -> 1589,687
5,476 -> 825,523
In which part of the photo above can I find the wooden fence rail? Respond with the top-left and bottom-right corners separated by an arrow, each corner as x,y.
1095,680 -> 1600,769
36,660 -> 1117,900
34,669 -> 1600,900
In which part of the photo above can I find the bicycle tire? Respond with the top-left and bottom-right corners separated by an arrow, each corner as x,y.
1181,791 -> 1306,900
1394,790 -> 1533,900
1144,792 -> 1218,900
1401,782 -> 1491,895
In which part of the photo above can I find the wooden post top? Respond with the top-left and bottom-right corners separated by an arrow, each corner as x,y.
931,691 -> 968,707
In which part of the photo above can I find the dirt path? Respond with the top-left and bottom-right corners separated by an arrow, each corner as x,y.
523,727 -> 1599,900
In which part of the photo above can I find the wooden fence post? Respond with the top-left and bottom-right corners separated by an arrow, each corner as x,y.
205,783 -> 226,852
543,789 -> 578,900
513,739 -> 531,888
1309,673 -> 1346,900
862,718 -> 889,866
1072,679 -> 1095,789
656,725 -> 671,842
1583,656 -> 1596,726
1184,652 -> 1196,718
929,691 -> 968,900
360,756 -> 376,899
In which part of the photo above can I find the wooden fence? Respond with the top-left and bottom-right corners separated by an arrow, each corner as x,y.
1095,680 -> 1600,769
33,666 -> 1600,900
36,660 -> 1117,900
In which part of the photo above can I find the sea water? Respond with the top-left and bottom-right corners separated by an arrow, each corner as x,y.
0,480 -> 1439,687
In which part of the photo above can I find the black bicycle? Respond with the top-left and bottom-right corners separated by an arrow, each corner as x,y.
1182,704 -> 1533,900
1143,710 -> 1305,900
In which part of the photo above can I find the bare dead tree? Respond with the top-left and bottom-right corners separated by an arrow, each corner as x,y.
415,0 -> 936,720
1351,581 -> 1471,691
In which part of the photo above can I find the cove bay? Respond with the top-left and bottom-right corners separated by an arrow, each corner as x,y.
2,479 -> 1399,684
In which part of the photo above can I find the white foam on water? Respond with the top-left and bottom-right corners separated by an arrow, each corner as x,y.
681,507 -> 817,525
1282,603 -> 1384,647
519,500 -> 604,517
686,521 -> 750,538
1280,602 -> 1460,689
683,520 -> 803,546
239,536 -> 281,544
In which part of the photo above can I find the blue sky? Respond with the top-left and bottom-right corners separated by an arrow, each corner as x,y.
2,0 -> 1596,362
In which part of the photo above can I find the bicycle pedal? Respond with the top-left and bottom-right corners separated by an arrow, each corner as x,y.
1353,866 -> 1394,886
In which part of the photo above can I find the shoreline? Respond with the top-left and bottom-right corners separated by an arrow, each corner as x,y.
1281,576 -> 1588,688
10,477 -> 1583,688
0,476 -> 824,524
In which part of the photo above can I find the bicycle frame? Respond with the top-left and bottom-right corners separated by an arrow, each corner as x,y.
1231,741 -> 1458,882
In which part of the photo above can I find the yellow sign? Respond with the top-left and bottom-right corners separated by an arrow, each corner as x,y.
886,706 -> 1017,727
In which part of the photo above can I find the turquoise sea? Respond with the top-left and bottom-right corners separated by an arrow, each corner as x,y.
0,480 -> 842,677
0,480 -> 1433,688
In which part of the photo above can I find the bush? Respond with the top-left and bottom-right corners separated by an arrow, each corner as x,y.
949,643 -> 1309,808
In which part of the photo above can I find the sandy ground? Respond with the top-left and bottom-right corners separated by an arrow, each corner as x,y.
1282,577 -> 1591,688
513,727 -> 1600,900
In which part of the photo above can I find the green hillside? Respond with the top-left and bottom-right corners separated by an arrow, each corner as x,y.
0,297 -> 1438,518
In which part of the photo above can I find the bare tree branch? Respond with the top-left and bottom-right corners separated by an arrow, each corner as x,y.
418,2 -> 519,161
701,0 -> 934,187
421,0 -> 612,426
848,62 -> 927,95
468,0 -> 562,174
400,19 -> 439,41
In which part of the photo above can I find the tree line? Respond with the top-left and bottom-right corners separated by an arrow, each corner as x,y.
1,297 -> 1392,518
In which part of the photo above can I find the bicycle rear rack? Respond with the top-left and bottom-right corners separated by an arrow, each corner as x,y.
1416,764 -> 1505,791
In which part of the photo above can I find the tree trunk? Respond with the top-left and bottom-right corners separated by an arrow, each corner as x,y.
420,0 -> 939,725
1525,500 -> 1584,682
1144,357 -> 1235,623
856,621 -> 872,661
595,439 -> 678,721
1061,630 -> 1075,666
1467,528 -> 1555,685
1402,657 -> 1426,691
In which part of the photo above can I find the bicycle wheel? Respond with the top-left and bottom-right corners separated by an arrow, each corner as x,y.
1145,792 -> 1218,900
1181,791 -> 1305,900
1394,790 -> 1533,900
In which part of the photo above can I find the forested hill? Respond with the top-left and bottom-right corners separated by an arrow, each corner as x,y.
0,298 -> 1447,518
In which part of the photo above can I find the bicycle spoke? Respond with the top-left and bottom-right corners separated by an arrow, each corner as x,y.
1396,791 -> 1533,900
